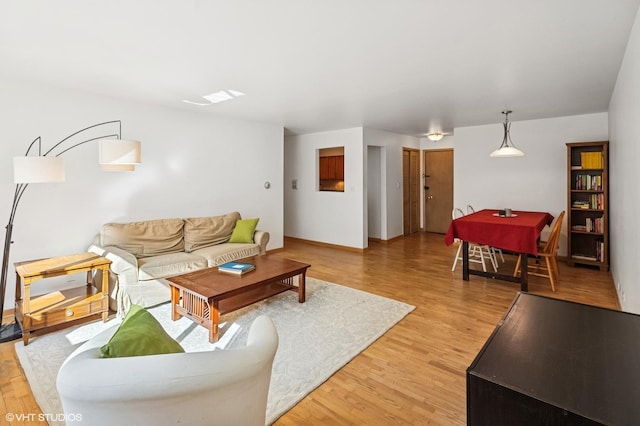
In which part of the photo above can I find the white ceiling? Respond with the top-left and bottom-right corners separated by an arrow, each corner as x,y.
2,0 -> 639,136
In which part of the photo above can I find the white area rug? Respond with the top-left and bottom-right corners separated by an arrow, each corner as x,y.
15,278 -> 414,425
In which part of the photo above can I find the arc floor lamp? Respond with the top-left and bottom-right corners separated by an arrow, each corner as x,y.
0,120 -> 141,342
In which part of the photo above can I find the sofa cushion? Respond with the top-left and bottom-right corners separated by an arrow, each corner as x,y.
138,252 -> 208,281
192,243 -> 261,267
183,212 -> 241,252
101,219 -> 185,258
100,304 -> 184,358
229,218 -> 260,243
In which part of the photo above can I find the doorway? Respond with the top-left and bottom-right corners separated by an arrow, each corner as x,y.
367,146 -> 384,240
403,148 -> 420,235
423,149 -> 453,233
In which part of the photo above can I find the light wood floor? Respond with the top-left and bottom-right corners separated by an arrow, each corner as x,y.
0,233 -> 619,425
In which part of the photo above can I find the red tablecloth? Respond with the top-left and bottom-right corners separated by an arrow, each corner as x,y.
444,209 -> 554,256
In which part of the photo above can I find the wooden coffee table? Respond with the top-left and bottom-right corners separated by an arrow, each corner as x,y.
166,256 -> 310,342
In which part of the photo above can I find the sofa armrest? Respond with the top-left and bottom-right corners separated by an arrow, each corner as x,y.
88,244 -> 139,316
56,316 -> 278,425
253,230 -> 270,255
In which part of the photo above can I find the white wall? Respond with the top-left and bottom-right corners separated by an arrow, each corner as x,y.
364,128 -> 421,239
453,113 -> 608,255
284,128 -> 365,248
421,135 -> 455,150
609,6 -> 640,313
284,127 -> 419,248
1,77 -> 284,310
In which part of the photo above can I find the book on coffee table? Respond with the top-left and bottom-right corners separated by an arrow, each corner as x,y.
218,261 -> 255,275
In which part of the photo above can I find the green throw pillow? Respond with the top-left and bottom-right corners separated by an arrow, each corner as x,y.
100,304 -> 184,358
229,218 -> 259,243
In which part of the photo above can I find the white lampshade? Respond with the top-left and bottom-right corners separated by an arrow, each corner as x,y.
490,146 -> 525,157
99,139 -> 141,165
13,156 -> 65,183
100,164 -> 136,172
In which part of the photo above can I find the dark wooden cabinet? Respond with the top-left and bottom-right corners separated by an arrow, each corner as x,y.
319,155 -> 344,180
567,141 -> 609,271
319,156 -> 330,180
467,292 -> 640,426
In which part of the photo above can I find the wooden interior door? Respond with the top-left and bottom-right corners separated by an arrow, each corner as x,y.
424,149 -> 454,233
403,148 -> 420,235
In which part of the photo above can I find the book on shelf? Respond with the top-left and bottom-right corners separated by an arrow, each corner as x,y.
572,254 -> 597,261
596,240 -> 605,262
584,217 -> 604,233
579,151 -> 603,169
218,261 -> 255,275
572,200 -> 590,209
574,174 -> 602,190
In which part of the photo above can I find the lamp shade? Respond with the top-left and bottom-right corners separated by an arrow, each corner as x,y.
99,139 -> 141,165
490,146 -> 525,157
13,156 -> 65,183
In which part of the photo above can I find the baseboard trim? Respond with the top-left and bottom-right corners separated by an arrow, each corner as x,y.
284,236 -> 366,253
266,247 -> 285,254
368,235 -> 404,244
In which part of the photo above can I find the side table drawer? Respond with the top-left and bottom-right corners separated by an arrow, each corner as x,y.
17,287 -> 107,332
45,296 -> 107,325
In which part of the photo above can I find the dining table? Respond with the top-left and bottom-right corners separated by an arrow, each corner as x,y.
444,209 -> 554,291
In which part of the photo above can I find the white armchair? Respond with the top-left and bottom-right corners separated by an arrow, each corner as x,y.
56,315 -> 279,426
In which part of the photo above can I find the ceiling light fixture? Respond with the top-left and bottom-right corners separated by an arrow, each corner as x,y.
490,110 -> 524,157
426,132 -> 444,142
183,90 -> 245,106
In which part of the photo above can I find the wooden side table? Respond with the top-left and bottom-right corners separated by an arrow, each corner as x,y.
14,252 -> 111,345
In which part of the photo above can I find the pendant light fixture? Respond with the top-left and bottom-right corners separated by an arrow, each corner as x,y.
490,110 -> 524,157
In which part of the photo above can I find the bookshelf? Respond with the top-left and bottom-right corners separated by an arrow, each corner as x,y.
566,141 -> 609,271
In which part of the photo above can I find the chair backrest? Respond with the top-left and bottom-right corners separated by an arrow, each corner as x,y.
466,205 -> 475,214
452,208 -> 465,220
57,315 -> 279,426
541,211 -> 565,255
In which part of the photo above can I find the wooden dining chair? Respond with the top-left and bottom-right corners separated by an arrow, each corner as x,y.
451,208 -> 497,273
513,211 -> 565,291
466,204 -> 504,264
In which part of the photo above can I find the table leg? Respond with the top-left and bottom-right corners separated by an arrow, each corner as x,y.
520,254 -> 529,292
15,270 -> 21,301
170,285 -> 181,321
462,241 -> 470,281
209,300 -> 220,343
101,268 -> 109,322
299,272 -> 306,303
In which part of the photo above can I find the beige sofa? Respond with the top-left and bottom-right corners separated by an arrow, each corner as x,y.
88,212 -> 269,317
